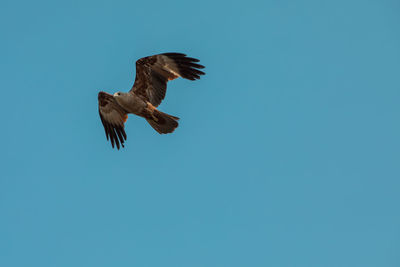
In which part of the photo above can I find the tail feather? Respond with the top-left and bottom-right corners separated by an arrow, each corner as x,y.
146,110 -> 179,134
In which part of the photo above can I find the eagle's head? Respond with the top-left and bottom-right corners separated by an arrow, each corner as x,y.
113,92 -> 123,97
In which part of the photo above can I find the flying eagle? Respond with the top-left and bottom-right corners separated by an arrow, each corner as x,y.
98,52 -> 205,149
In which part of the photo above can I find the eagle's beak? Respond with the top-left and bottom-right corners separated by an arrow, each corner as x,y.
113,93 -> 118,97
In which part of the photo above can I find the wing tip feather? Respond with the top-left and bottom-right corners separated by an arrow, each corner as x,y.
162,52 -> 206,80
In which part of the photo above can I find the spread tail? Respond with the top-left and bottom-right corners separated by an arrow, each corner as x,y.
146,110 -> 179,134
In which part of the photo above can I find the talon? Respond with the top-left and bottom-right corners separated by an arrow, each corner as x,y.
146,102 -> 156,111
146,102 -> 158,121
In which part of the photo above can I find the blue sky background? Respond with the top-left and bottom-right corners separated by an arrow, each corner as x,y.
1,0 -> 399,266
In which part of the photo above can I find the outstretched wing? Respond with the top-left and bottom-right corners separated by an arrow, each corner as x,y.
98,92 -> 128,149
130,53 -> 205,107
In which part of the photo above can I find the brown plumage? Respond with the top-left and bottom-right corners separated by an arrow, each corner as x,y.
98,52 -> 205,149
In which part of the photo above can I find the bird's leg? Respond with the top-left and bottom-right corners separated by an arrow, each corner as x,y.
146,102 -> 159,122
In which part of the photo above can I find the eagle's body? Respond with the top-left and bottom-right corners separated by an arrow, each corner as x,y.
98,52 -> 205,149
114,92 -> 146,115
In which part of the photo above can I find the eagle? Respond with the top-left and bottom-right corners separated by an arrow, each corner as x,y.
98,52 -> 205,149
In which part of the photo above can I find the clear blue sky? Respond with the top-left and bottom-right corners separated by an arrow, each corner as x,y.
1,0 -> 399,266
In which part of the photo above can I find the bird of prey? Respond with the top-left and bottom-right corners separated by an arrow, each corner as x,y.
98,52 -> 205,149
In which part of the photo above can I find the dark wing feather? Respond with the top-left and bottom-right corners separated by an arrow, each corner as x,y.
130,53 -> 205,107
98,92 -> 128,150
